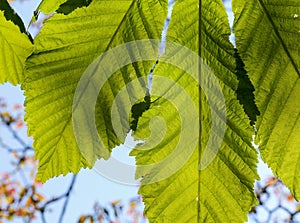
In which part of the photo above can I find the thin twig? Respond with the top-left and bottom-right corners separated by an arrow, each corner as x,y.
58,174 -> 77,223
42,175 -> 77,207
17,166 -> 29,186
1,111 -> 78,223
36,175 -> 77,223
40,210 -> 47,223
6,124 -> 29,148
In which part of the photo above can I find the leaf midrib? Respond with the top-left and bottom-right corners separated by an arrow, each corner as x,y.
42,0 -> 139,173
72,0 -> 137,113
257,0 -> 300,77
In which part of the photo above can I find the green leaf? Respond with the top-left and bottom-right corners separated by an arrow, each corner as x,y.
131,0 -> 258,222
233,0 -> 300,197
23,0 -> 167,182
0,11 -> 32,85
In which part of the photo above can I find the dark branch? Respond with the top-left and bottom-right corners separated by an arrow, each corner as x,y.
58,174 -> 77,223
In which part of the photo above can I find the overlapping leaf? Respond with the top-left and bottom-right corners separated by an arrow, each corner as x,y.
33,0 -> 92,18
35,0 -> 69,14
233,0 -> 300,197
23,0 -> 167,182
131,0 -> 258,222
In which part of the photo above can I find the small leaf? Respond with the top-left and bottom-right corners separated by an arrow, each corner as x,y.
35,0 -> 69,14
57,0 -> 92,15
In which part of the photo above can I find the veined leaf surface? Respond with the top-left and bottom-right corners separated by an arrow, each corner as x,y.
233,0 -> 300,197
131,0 -> 258,222
24,0 -> 167,182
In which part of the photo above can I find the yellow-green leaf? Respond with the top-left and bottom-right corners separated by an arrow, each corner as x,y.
131,0 -> 258,222
233,0 -> 300,197
0,11 -> 32,85
23,0 -> 167,182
